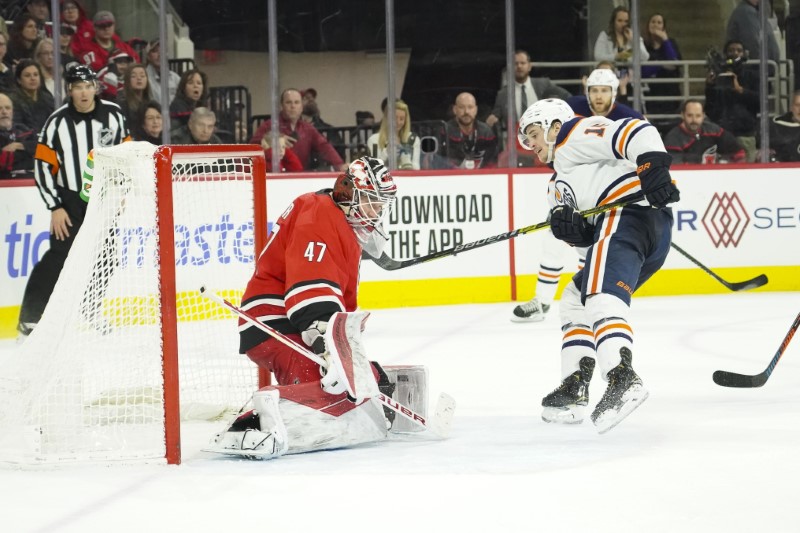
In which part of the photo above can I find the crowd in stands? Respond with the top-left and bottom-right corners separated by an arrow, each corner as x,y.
1,0 -> 799,180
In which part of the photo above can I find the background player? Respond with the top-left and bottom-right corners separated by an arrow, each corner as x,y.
518,99 -> 679,432
209,157 -> 399,458
512,68 -> 644,323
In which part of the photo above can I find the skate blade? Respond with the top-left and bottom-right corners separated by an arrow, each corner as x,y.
510,313 -> 546,323
541,405 -> 586,424
201,446 -> 281,460
593,387 -> 649,434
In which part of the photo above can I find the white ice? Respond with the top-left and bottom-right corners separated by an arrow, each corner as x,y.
2,292 -> 799,533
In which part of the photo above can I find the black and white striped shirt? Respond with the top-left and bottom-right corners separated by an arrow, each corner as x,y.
34,97 -> 129,210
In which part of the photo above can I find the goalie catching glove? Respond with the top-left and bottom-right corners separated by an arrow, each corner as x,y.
636,151 -> 680,209
550,205 -> 595,248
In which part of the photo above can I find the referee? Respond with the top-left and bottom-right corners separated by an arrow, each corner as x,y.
17,64 -> 129,338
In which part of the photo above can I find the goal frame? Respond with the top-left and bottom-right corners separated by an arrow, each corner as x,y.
155,144 -> 268,464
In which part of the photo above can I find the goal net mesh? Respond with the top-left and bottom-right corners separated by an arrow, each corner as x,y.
0,142 -> 261,464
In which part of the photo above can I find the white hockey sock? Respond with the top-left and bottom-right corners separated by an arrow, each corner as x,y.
585,293 -> 633,379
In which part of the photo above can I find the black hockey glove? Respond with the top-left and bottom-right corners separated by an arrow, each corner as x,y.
636,151 -> 680,209
550,205 -> 595,248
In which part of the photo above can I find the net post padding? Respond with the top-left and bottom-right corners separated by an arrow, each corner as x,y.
0,142 -> 267,465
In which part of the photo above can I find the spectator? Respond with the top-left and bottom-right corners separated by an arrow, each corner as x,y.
0,32 -> 13,93
60,1 -> 93,54
768,90 -> 800,162
117,63 -> 152,123
727,0 -> 780,63
171,107 -> 222,145
10,59 -> 54,134
261,133 -> 303,172
301,87 -> 345,166
350,110 -> 375,159
0,92 -> 36,178
705,40 -> 759,162
26,0 -> 52,40
444,92 -> 498,169
567,68 -> 644,120
641,12 -> 682,117
131,100 -> 163,144
169,68 -> 209,130
663,99 -> 745,164
143,39 -> 180,105
249,88 -> 347,172
17,64 -> 128,337
57,24 -> 77,66
72,11 -> 140,73
7,13 -> 41,67
96,49 -> 135,100
34,38 -> 61,96
366,99 -> 420,170
486,50 -> 570,129
594,6 -> 650,64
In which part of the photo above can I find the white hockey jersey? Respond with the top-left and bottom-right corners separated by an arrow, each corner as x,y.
548,116 -> 667,223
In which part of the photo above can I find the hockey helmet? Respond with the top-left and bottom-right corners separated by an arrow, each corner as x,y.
333,157 -> 397,252
517,98 -> 575,152
586,68 -> 619,102
65,64 -> 98,85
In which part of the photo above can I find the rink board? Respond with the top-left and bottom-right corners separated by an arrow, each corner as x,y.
1,165 -> 799,337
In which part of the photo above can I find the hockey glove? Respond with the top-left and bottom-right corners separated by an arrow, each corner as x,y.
301,320 -> 328,355
636,151 -> 680,209
550,205 -> 595,248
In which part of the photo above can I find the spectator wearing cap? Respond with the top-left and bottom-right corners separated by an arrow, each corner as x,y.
96,49 -> 134,100
61,0 -> 93,53
144,39 -> 180,105
7,13 -> 41,67
9,58 -> 54,134
249,88 -> 347,172
26,0 -> 52,40
72,10 -> 140,73
169,68 -> 209,130
171,107 -> 222,145
300,87 -> 345,167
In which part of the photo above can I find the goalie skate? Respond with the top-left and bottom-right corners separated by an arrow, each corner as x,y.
205,389 -> 288,460
541,357 -> 594,424
591,348 -> 649,434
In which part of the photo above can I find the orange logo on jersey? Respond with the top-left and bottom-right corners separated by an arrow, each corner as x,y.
636,162 -> 650,175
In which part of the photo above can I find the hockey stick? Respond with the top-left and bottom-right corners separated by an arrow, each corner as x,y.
713,311 -> 800,388
199,286 -> 455,437
371,192 -> 645,271
669,242 -> 768,292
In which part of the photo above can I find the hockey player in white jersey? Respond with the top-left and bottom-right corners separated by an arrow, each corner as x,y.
518,98 -> 679,433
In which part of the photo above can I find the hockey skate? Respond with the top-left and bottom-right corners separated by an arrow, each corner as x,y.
591,347 -> 649,434
511,297 -> 550,323
205,389 -> 288,460
541,357 -> 595,424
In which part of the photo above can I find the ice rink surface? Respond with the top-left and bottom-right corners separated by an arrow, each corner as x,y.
2,292 -> 799,533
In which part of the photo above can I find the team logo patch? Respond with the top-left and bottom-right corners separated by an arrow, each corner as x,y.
702,192 -> 750,248
97,128 -> 114,147
553,179 -> 578,209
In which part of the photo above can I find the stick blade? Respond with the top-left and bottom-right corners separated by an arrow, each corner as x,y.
371,253 -> 403,271
727,274 -> 768,292
429,393 -> 456,438
712,370 -> 767,388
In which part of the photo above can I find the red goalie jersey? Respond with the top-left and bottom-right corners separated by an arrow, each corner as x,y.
239,190 -> 362,353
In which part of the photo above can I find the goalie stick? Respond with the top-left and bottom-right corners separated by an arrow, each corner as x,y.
669,242 -> 768,292
713,311 -> 800,388
199,286 -> 455,437
370,192 -> 644,271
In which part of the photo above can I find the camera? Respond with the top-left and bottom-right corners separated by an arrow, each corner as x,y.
706,47 -> 746,81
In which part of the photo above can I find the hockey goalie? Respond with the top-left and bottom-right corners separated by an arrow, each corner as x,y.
207,157 -> 420,459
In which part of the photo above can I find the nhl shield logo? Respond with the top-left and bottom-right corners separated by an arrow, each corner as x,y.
97,128 -> 114,147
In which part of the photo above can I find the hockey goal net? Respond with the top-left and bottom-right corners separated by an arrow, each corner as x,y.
0,143 -> 267,465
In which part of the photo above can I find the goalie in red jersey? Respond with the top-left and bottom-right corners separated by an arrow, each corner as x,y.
207,157 -> 401,459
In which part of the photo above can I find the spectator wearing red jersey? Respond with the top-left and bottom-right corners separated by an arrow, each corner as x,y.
61,1 -> 94,54
250,88 -> 346,172
663,99 -> 745,164
261,133 -> 303,172
72,11 -> 139,73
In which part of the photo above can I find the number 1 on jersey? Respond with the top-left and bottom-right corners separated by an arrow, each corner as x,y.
304,241 -> 327,262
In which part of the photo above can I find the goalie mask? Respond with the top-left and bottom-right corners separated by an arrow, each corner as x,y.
517,98 -> 575,163
333,157 -> 397,257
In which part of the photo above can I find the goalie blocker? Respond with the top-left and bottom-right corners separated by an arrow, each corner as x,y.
206,312 -> 430,459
